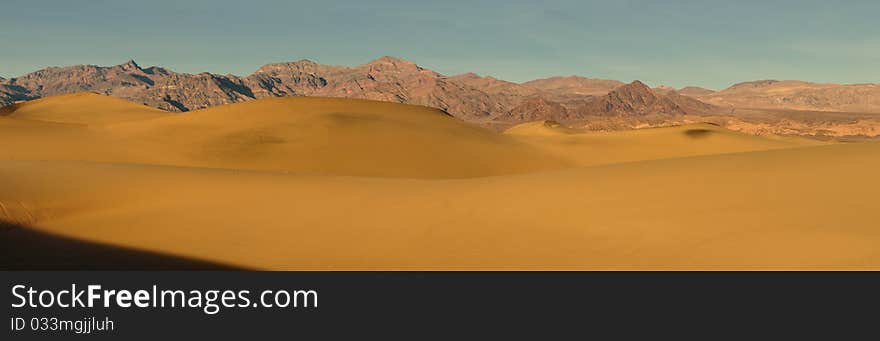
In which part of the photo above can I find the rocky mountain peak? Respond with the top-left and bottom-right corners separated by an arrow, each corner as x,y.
522,76 -> 625,98
452,72 -> 481,80
364,56 -> 421,71
623,80 -> 651,90
728,80 -> 781,89
369,55 -> 411,64
584,80 -> 695,117
654,84 -> 676,94
608,81 -> 660,103
119,59 -> 141,71
678,86 -> 715,96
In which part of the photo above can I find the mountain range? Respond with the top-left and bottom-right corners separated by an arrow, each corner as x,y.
1,57 -> 707,120
1,57 -> 879,137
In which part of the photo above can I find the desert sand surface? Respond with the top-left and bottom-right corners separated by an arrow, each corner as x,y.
504,120 -> 827,167
0,93 -> 565,178
2,93 -> 878,269
0,92 -> 171,124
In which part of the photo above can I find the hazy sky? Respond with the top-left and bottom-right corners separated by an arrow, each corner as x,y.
1,0 -> 877,89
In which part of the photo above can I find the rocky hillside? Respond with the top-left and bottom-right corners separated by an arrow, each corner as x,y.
495,81 -> 718,123
495,97 -> 572,122
0,58 -> 508,121
0,57 -> 718,124
587,81 -> 697,116
0,60 -> 254,112
678,86 -> 715,97
522,76 -> 624,98
2,57 -> 878,137
690,80 -> 880,113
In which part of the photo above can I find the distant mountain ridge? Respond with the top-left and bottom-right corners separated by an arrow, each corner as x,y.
0,57 -> 717,124
2,58 -> 878,136
692,79 -> 880,113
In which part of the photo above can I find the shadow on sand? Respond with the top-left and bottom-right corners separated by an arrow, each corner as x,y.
0,220 -> 244,270
684,128 -> 713,138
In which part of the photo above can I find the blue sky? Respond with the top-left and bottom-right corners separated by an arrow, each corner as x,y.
1,0 -> 877,89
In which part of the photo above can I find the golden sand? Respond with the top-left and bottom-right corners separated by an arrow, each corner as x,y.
2,93 -> 878,269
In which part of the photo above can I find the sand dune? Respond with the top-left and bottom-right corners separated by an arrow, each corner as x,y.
0,92 -> 171,124
0,94 -> 565,178
2,93 -> 878,269
504,120 -> 827,167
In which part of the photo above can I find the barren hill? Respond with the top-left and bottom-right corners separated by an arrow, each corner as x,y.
496,97 -> 573,122
692,80 -> 880,113
522,76 -> 624,98
679,86 -> 715,96
586,80 -> 695,116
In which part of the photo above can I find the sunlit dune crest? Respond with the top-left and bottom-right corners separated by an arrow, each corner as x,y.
1,92 -> 171,124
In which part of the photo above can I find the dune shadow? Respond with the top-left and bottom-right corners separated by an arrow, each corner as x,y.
0,221 -> 244,270
684,128 -> 713,138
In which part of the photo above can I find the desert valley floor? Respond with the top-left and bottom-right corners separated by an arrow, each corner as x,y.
1,93 -> 879,269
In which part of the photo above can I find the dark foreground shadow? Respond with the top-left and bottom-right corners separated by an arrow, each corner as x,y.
0,221 -> 244,270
